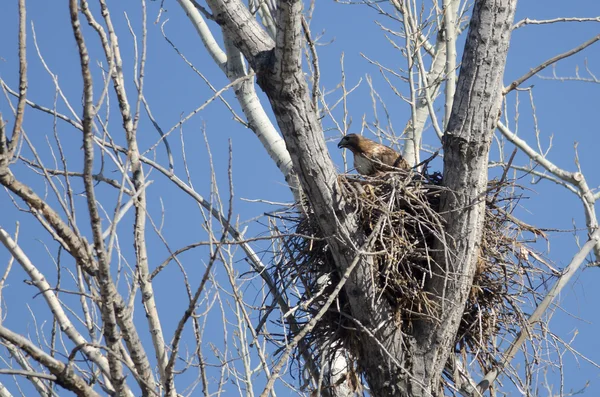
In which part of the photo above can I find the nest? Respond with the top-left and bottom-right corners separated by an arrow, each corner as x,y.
269,167 -> 551,387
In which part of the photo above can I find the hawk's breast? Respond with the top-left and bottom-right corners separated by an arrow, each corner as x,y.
354,153 -> 375,175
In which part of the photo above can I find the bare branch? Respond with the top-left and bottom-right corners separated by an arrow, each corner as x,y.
442,0 -> 458,128
69,1 -> 128,394
0,325 -> 101,397
504,33 -> 600,94
7,0 -> 27,156
472,228 -> 600,396
260,219 -> 384,397
0,370 -> 56,382
497,121 -> 600,259
0,226 -> 113,380
513,16 -> 600,30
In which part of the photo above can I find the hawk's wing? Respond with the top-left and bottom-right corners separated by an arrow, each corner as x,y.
367,144 -> 408,172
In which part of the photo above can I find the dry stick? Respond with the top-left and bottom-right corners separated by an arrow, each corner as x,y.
101,181 -> 153,241
301,15 -> 320,109
1,122 -> 137,397
18,160 -> 134,195
0,227 -> 86,396
164,144 -> 235,396
50,85 -> 78,227
0,82 -> 83,130
79,0 -> 115,114
143,72 -> 255,156
141,94 -> 175,170
497,121 -> 600,260
0,325 -> 102,397
2,339 -> 54,396
488,161 -> 578,195
441,0 -> 458,129
95,0 -> 164,390
101,138 -> 325,384
414,42 -> 444,139
69,1 -> 127,395
7,0 -> 27,156
538,62 -> 600,85
160,20 -> 246,123
129,0 -> 147,135
469,228 -> 600,396
513,16 -> 600,30
504,33 -> 600,94
0,116 -> 5,157
220,246 -> 274,388
0,226 -> 114,378
29,21 -> 83,126
258,219 -> 384,397
401,0 -> 420,164
66,343 -> 160,397
19,131 -> 79,230
0,370 -> 56,382
221,253 -> 258,397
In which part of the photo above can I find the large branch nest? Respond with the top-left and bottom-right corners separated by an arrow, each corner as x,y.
269,168 -> 552,386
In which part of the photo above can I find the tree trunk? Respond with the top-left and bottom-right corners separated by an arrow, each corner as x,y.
205,0 -> 517,395
409,0 -> 518,394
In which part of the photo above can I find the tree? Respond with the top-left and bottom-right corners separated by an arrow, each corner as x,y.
0,0 -> 599,396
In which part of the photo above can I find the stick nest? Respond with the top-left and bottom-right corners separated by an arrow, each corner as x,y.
270,168 -> 551,384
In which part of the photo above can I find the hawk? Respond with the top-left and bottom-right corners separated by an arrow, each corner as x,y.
337,134 -> 409,176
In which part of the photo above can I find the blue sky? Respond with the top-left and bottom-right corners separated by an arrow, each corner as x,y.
0,0 -> 599,395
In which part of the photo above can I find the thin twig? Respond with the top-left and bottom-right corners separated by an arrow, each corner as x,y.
471,228 -> 600,396
504,34 -> 600,94
8,0 -> 27,156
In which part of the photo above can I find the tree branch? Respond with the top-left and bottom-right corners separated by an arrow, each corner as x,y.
177,0 -> 301,200
415,1 -> 518,394
69,1 -> 127,395
504,33 -> 600,94
0,325 -> 101,397
471,228 -> 600,396
201,0 -> 404,394
0,226 -> 114,383
7,0 -> 27,157
513,16 -> 600,30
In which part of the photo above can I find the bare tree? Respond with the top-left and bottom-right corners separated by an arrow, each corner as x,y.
0,0 -> 599,396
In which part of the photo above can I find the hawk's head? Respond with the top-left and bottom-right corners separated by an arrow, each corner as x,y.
337,134 -> 361,151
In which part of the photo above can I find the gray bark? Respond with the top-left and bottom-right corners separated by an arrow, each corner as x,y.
205,0 -> 517,395
410,0 -> 518,394
402,32 -> 446,166
177,0 -> 301,201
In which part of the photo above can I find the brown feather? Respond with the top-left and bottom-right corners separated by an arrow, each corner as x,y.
337,134 -> 409,176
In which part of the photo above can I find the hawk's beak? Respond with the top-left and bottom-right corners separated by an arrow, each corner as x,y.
337,140 -> 345,149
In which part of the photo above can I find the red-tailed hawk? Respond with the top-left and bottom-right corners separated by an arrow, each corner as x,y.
338,134 -> 409,176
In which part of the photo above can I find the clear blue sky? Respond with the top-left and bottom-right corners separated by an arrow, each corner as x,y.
0,0 -> 599,395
